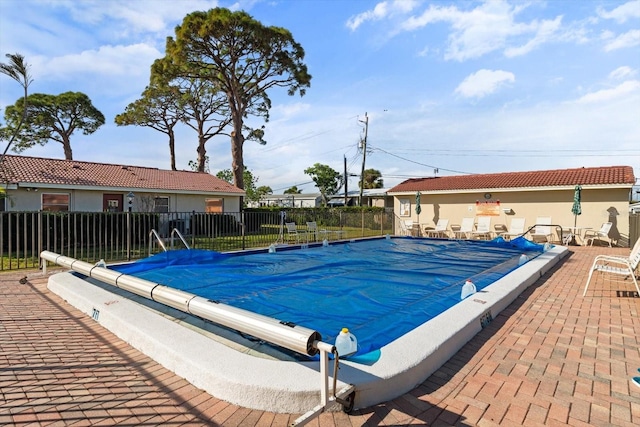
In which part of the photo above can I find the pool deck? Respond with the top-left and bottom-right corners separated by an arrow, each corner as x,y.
1,246 -> 639,426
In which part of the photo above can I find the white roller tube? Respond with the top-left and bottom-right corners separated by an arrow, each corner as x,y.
40,250 -> 322,356
188,296 -> 321,356
90,267 -> 124,285
152,285 -> 194,313
114,275 -> 157,299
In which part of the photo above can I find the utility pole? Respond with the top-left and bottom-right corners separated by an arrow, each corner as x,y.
358,112 -> 368,207
344,155 -> 348,207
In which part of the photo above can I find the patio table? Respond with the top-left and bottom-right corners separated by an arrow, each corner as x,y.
561,226 -> 591,246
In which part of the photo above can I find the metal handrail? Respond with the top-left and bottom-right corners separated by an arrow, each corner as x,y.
148,229 -> 167,254
170,228 -> 191,250
523,223 -> 564,243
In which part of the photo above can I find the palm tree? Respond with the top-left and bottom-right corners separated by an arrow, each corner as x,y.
284,186 -> 303,194
361,168 -> 384,189
0,53 -> 33,164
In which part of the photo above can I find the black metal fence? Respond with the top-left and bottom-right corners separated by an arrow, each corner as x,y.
0,208 -> 396,271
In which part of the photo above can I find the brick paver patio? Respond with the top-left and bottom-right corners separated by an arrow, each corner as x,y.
1,246 -> 639,426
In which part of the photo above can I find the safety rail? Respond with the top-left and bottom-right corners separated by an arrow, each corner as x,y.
291,342 -> 356,426
170,228 -> 191,250
148,228 -> 191,255
148,229 -> 167,254
523,224 -> 565,244
39,250 -> 356,421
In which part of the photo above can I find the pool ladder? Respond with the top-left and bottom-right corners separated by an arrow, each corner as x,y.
149,228 -> 190,255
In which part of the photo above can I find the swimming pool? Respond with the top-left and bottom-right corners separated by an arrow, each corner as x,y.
45,236 -> 568,413
111,236 -> 544,359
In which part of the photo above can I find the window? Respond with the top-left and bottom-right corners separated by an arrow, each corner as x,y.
154,197 -> 169,213
42,193 -> 70,212
205,198 -> 223,213
107,200 -> 119,212
399,199 -> 411,217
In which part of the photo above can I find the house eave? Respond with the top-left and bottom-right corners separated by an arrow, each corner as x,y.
14,182 -> 245,196
389,184 -> 633,196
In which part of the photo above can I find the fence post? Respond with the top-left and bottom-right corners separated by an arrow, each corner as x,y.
127,210 -> 131,261
241,211 -> 246,250
38,211 -> 43,270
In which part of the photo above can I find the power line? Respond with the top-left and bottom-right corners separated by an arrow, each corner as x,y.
387,148 -> 640,157
271,180 -> 315,193
391,148 -> 640,153
371,145 -> 474,175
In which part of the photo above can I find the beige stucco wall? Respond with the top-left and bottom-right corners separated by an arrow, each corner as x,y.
393,187 -> 632,246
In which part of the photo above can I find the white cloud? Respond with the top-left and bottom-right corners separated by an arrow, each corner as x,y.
597,0 -> 640,23
609,66 -> 637,80
603,29 -> 640,51
575,80 -> 640,104
504,15 -> 563,57
64,0 -> 217,35
398,1 -> 563,61
455,69 -> 515,99
272,102 -> 312,121
346,0 -> 419,31
35,44 -> 161,80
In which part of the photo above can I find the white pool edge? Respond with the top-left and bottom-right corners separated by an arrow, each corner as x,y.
47,244 -> 568,413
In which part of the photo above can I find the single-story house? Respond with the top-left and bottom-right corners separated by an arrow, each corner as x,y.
0,155 -> 245,213
328,188 -> 393,208
252,193 -> 323,208
388,165 -> 636,247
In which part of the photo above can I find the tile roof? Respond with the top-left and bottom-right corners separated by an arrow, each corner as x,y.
389,166 -> 635,193
0,155 -> 244,194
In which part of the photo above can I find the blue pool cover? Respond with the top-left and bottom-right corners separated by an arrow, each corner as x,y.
112,237 -> 544,359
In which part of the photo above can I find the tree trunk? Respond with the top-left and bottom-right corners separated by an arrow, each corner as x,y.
231,128 -> 245,189
197,135 -> 207,173
169,130 -> 176,171
62,135 -> 73,160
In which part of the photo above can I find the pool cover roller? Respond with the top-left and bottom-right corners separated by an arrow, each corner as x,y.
40,250 -> 322,357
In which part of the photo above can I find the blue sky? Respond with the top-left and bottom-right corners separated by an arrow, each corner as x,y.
1,0 -> 639,193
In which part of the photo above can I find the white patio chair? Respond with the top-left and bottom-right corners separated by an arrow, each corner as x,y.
400,219 -> 415,236
499,218 -> 526,240
584,222 -> 613,247
583,237 -> 640,296
453,217 -> 475,239
285,222 -> 308,244
470,216 -> 493,240
425,219 -> 450,238
529,217 -> 554,243
306,221 -> 318,242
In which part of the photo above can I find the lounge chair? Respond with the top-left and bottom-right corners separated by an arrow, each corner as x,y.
583,237 -> 640,296
400,219 -> 416,236
494,223 -> 508,236
529,217 -> 554,243
306,221 -> 318,242
470,216 -> 493,240
499,218 -> 526,241
453,217 -> 475,239
583,222 -> 613,247
425,219 -> 450,238
285,222 -> 308,244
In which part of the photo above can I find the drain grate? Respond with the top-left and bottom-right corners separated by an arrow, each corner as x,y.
91,308 -> 100,320
480,310 -> 493,328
